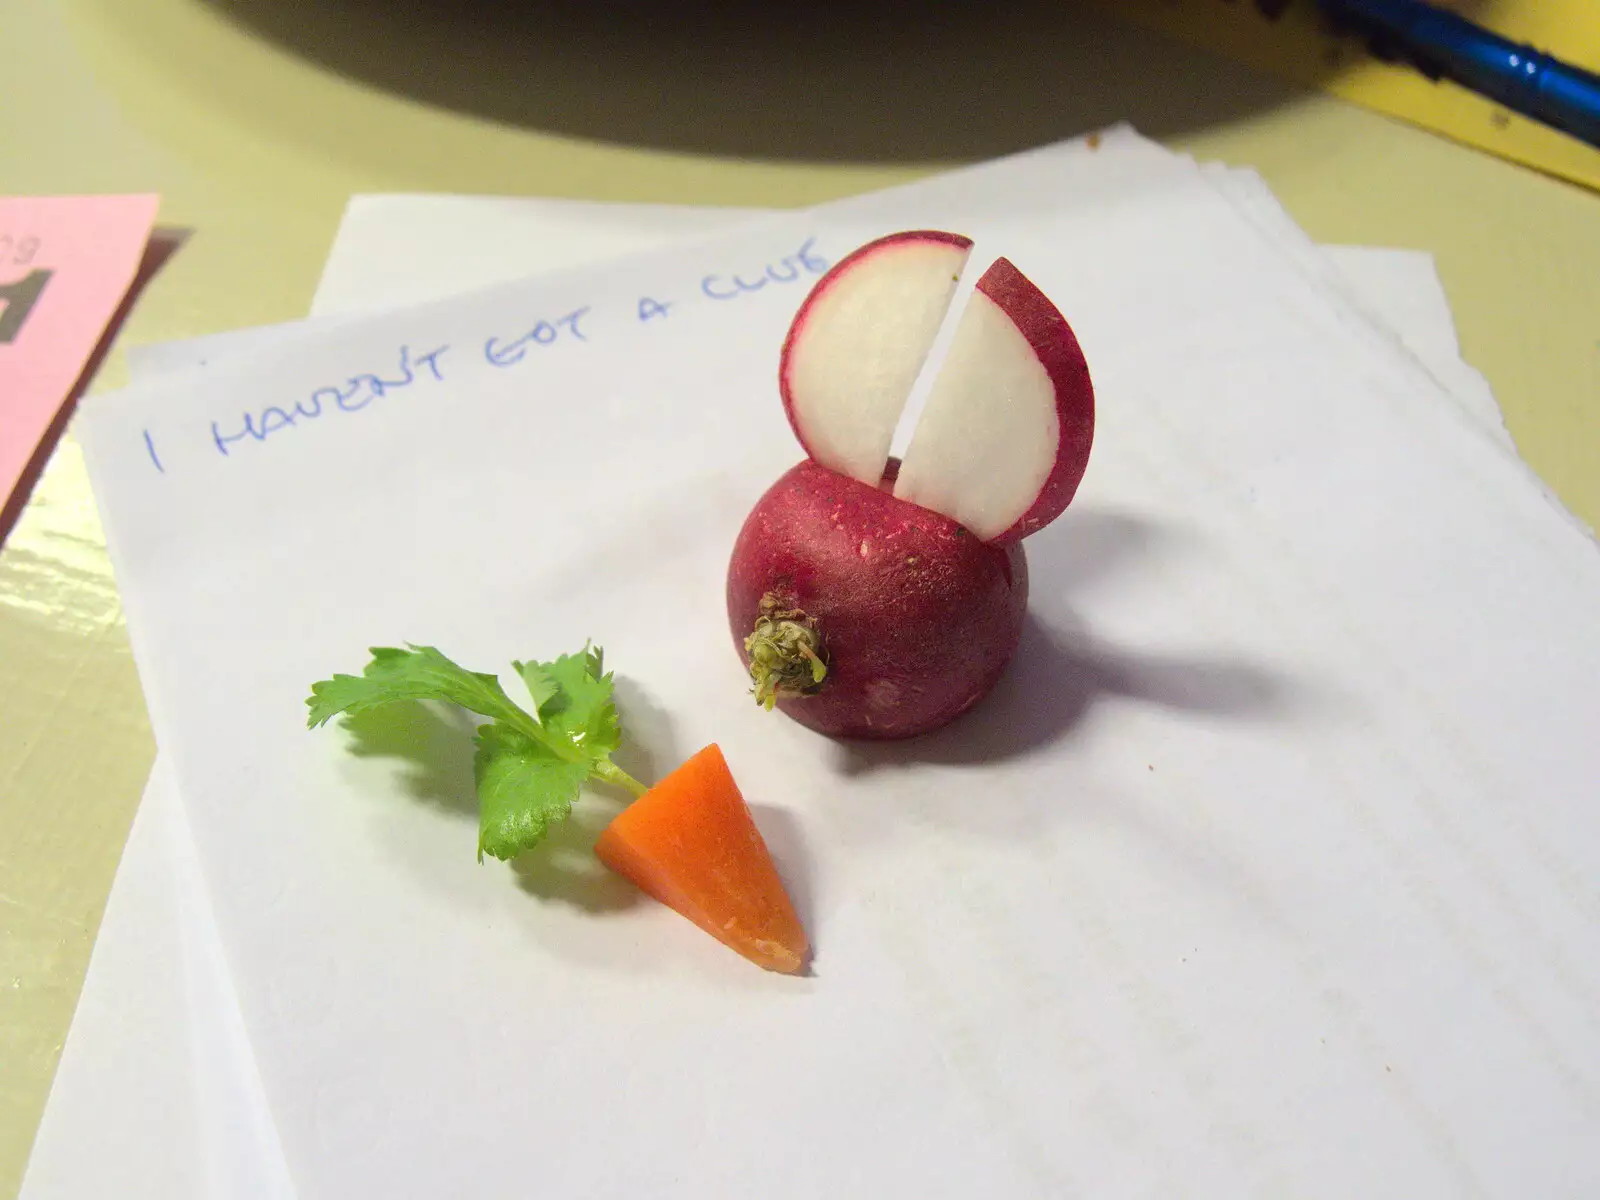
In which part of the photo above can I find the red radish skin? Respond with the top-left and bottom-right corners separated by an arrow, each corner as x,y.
970,257 -> 1095,543
727,458 -> 1027,740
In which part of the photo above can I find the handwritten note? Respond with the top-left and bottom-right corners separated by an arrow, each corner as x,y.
0,193 -> 161,529
132,233 -> 833,477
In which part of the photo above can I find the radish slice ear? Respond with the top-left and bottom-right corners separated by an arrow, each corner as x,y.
779,230 -> 973,486
892,257 -> 1094,544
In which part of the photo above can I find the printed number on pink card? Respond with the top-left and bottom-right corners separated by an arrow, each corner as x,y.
0,262 -> 52,344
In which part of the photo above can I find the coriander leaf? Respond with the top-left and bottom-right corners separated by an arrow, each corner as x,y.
309,641 -> 648,860
473,723 -> 590,861
510,658 -> 560,720
307,645 -> 531,734
539,647 -> 622,762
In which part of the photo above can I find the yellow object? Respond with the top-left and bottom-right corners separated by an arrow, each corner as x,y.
1090,0 -> 1600,192
1,2 -> 1596,1196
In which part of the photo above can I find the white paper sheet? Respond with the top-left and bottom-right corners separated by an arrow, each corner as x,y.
1196,164 -> 1511,454
37,127 -> 1587,1196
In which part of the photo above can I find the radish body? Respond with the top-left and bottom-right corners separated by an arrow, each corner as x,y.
727,458 -> 1027,740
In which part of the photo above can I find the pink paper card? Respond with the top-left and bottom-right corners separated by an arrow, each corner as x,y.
0,193 -> 162,530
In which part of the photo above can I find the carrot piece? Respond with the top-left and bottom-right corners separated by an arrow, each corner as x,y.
595,743 -> 810,974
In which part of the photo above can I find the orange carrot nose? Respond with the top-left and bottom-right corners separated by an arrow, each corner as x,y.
594,743 -> 810,974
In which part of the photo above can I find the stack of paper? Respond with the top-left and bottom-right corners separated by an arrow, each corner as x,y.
23,127 -> 1600,1198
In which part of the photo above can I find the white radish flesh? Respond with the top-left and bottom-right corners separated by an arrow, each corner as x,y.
780,232 -> 972,486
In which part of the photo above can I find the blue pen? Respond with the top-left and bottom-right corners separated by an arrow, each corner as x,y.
1318,0 -> 1600,150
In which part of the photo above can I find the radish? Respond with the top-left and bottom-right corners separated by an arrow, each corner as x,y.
728,232 -> 1094,740
728,457 -> 1028,740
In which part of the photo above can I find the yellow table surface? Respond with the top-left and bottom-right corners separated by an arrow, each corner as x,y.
3,1 -> 1597,1192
